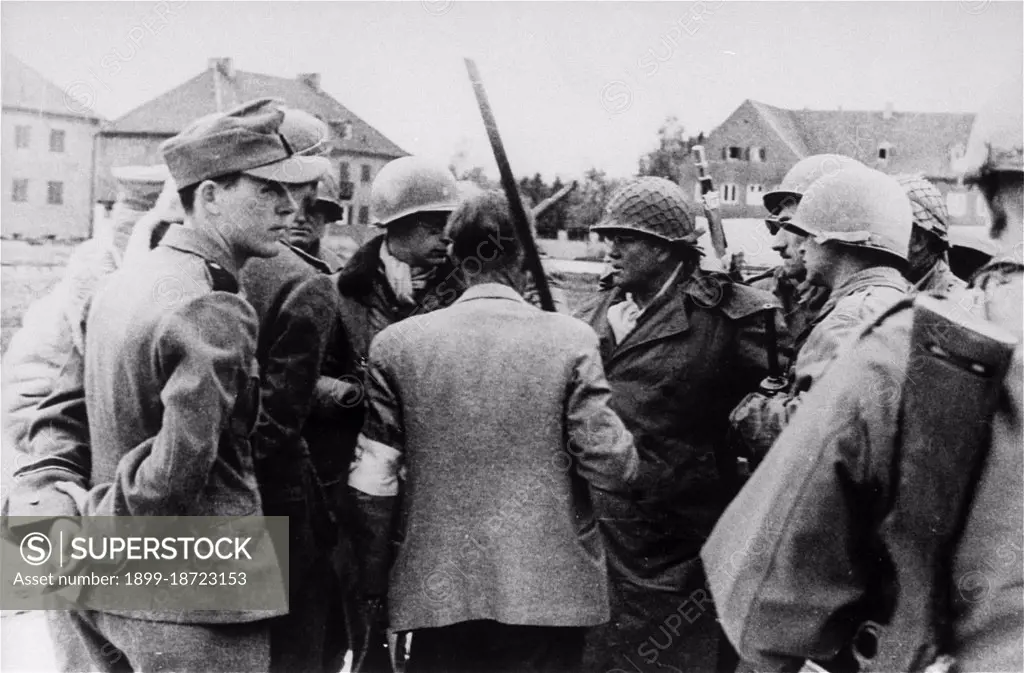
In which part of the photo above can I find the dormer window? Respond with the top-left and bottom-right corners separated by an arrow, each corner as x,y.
330,120 -> 354,140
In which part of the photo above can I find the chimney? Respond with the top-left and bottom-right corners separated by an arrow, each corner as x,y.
298,73 -> 321,91
883,101 -> 894,120
208,57 -> 234,78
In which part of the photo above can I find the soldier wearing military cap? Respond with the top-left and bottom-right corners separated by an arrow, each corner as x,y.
235,106 -> 352,672
896,173 -> 969,296
6,97 -> 329,672
573,176 -> 779,673
730,166 -> 913,461
702,74 -> 1023,673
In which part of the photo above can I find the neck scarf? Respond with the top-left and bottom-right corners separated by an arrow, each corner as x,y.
380,241 -> 434,305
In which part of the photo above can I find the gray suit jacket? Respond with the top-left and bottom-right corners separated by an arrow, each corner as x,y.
352,282 -> 638,632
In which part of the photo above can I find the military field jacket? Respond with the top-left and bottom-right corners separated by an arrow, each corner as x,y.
703,262 -> 1023,673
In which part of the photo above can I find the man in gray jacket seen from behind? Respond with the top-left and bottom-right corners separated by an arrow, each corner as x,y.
348,189 -> 639,673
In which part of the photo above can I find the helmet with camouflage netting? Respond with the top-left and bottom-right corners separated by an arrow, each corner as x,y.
895,174 -> 951,244
591,177 -> 704,252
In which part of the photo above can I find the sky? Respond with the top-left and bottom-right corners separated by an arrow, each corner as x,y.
3,1 -> 1022,180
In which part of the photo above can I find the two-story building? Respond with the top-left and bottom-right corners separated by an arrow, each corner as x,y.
95,57 -> 407,231
681,99 -> 987,226
2,52 -> 102,239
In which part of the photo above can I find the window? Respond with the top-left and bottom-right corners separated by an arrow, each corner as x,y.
721,183 -> 738,204
47,181 -> 64,205
361,164 -> 372,183
49,129 -> 66,153
338,204 -> 351,225
748,147 -> 765,163
758,148 -> 767,162
974,192 -> 989,218
358,205 -> 370,224
330,120 -> 354,141
339,162 -> 350,182
15,125 -> 31,148
11,179 -> 29,202
877,142 -> 893,161
946,191 -> 966,217
745,184 -> 765,205
727,147 -> 743,161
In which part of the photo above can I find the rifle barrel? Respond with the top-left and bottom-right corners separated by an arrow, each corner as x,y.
532,180 -> 578,220
465,58 -> 555,312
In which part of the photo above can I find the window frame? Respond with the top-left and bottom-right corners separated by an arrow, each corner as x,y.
11,178 -> 29,202
15,125 -> 31,149
46,181 -> 64,205
49,129 -> 66,153
721,183 -> 739,204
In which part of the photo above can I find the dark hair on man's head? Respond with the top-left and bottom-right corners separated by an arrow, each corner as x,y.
178,173 -> 242,214
446,190 -> 523,273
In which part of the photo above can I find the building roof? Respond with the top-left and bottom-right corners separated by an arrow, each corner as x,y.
103,60 -> 407,158
739,98 -> 974,176
2,52 -> 102,121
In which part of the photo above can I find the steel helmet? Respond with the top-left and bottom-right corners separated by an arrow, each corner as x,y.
370,156 -> 460,227
311,172 -> 344,222
763,154 -> 864,215
895,173 -> 951,243
788,167 -> 913,263
591,177 -> 704,249
961,73 -> 1024,182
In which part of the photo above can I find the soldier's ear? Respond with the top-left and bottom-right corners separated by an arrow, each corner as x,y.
197,180 -> 222,216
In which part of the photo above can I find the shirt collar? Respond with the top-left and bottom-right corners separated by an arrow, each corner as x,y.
158,225 -> 241,280
454,282 -> 528,305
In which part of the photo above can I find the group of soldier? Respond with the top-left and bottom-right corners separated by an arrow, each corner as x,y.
1,69 -> 1020,673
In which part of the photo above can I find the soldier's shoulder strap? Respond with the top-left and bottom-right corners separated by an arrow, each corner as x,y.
204,260 -> 239,294
857,293 -> 1018,673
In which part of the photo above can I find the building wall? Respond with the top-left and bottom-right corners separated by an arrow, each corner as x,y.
2,109 -> 99,238
679,102 -> 802,219
94,134 -> 171,205
330,153 -> 396,227
683,102 -> 989,227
